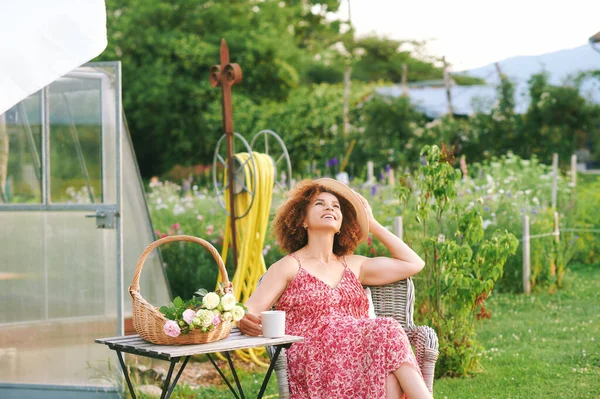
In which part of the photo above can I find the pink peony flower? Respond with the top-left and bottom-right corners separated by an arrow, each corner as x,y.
206,225 -> 214,235
182,309 -> 196,325
172,223 -> 181,231
163,320 -> 181,337
213,314 -> 222,326
197,215 -> 204,221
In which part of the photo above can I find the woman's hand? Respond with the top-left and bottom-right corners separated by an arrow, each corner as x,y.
238,312 -> 262,336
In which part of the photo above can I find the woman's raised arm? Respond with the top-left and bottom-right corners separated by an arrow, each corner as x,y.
353,193 -> 425,286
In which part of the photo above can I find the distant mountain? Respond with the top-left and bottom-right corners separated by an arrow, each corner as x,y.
377,43 -> 600,118
459,44 -> 600,86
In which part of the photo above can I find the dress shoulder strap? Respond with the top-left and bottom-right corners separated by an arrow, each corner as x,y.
339,255 -> 349,269
289,252 -> 302,270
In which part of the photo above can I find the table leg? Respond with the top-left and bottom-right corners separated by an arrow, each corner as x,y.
159,360 -> 178,399
207,353 -> 241,399
160,356 -> 190,399
163,356 -> 190,399
224,351 -> 246,399
115,350 -> 137,399
256,345 -> 284,399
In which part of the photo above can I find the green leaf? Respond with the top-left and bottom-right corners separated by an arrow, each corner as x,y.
159,306 -> 170,315
173,296 -> 183,307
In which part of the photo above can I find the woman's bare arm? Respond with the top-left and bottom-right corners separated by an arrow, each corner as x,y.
238,256 -> 297,336
353,192 -> 425,286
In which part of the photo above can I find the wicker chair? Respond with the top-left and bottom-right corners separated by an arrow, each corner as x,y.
264,278 -> 439,398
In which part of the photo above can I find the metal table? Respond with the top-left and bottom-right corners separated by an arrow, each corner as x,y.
96,328 -> 302,399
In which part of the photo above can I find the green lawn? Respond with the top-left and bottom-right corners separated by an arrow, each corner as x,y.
160,262 -> 599,399
433,262 -> 599,399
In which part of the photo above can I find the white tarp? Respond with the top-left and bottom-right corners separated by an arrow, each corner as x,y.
0,0 -> 107,114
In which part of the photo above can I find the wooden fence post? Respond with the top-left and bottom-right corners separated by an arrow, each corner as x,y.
552,211 -> 560,277
571,154 -> 577,187
551,153 -> 558,209
367,161 -> 374,184
394,216 -> 403,241
523,215 -> 531,294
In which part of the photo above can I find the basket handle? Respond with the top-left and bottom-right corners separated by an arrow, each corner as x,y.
129,235 -> 231,296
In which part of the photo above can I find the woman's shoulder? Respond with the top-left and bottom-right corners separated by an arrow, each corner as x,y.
343,253 -> 368,265
342,253 -> 368,275
267,254 -> 301,280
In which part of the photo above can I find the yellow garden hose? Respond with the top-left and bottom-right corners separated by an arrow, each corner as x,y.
217,151 -> 275,366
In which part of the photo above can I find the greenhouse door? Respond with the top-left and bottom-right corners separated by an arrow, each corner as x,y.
0,63 -> 123,398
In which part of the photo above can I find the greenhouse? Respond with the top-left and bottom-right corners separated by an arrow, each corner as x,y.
0,62 -> 171,398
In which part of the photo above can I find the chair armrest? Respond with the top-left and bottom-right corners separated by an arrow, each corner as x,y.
406,325 -> 439,393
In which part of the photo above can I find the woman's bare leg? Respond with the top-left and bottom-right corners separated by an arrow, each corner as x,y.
392,364 -> 433,399
386,373 -> 404,399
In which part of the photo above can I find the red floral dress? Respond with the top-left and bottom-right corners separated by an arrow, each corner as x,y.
276,253 -> 422,399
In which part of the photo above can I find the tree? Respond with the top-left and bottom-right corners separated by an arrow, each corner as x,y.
96,0 -> 345,177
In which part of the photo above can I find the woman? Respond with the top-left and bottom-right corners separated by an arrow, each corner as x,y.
238,178 -> 432,399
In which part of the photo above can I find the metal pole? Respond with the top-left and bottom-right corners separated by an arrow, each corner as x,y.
523,215 -> 531,294
210,39 -> 243,270
0,113 -> 7,203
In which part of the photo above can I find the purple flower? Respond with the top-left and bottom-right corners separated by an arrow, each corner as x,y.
327,158 -> 339,168
385,164 -> 391,172
182,309 -> 196,325
163,320 -> 181,337
370,185 -> 378,196
262,245 -> 271,256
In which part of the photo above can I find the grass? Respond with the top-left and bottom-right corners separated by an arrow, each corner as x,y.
433,262 -> 599,399
148,262 -> 599,398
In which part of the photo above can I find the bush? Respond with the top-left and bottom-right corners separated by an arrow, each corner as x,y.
398,145 -> 518,377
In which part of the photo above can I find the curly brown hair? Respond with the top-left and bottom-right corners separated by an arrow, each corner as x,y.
272,180 -> 362,256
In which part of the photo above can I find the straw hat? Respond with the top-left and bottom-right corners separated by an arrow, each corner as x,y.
314,178 -> 369,244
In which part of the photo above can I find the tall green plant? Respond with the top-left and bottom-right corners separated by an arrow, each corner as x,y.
399,145 -> 518,377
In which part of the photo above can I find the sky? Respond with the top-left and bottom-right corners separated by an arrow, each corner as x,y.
330,0 -> 600,71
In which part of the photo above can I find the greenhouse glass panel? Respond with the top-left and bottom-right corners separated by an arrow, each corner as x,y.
49,78 -> 103,204
0,93 -> 43,204
0,63 -> 126,398
0,61 -> 171,399
121,120 -> 171,319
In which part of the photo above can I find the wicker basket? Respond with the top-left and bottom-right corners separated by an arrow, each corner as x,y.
129,235 -> 233,345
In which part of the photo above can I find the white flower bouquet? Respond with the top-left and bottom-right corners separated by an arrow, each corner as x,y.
160,283 -> 247,338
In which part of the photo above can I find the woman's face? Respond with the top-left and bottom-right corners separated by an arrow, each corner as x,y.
304,191 -> 343,234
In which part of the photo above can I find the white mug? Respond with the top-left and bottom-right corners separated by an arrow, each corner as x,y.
261,310 -> 286,338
